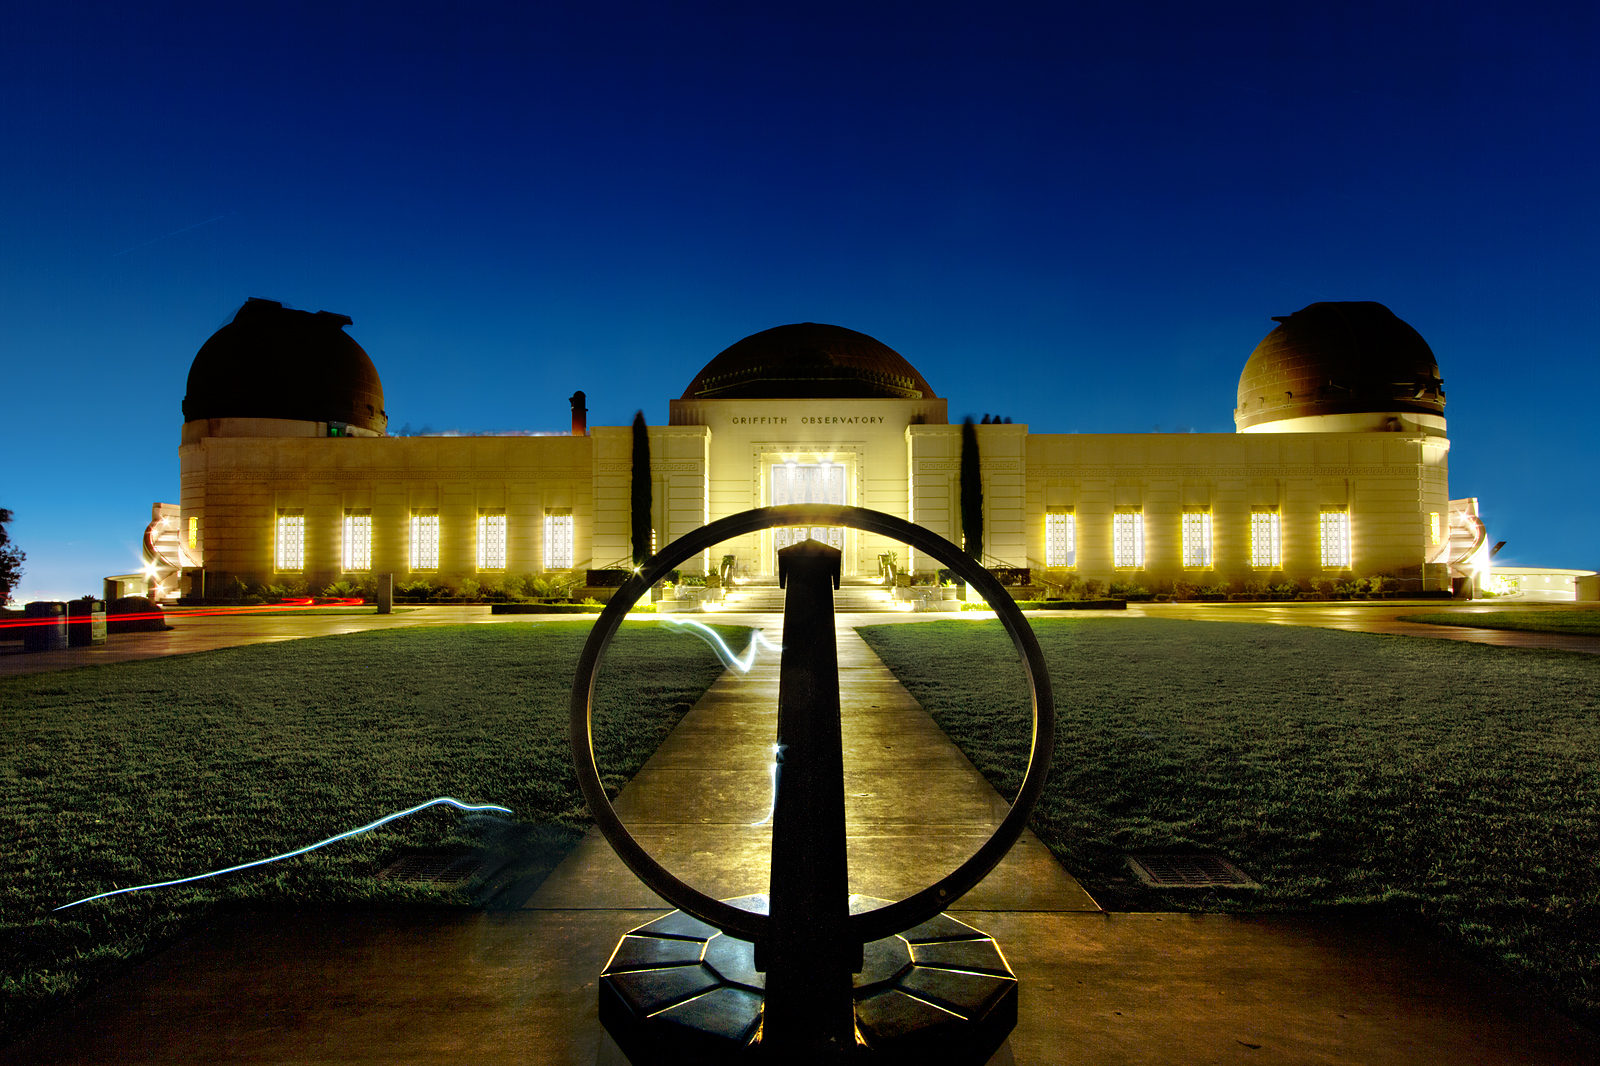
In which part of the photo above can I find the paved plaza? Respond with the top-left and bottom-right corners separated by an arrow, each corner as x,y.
3,603 -> 1599,1063
3,599 -> 1598,679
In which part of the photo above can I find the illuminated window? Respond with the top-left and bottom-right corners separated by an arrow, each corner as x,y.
1321,510 -> 1352,568
274,512 -> 305,572
477,512 -> 507,570
1429,512 -> 1441,546
343,513 -> 372,571
187,516 -> 198,551
1181,512 -> 1213,568
1045,512 -> 1076,567
544,510 -> 573,569
1250,511 -> 1281,568
1112,511 -> 1143,568
410,513 -> 440,570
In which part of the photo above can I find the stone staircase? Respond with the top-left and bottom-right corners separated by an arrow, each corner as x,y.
719,580 -> 898,613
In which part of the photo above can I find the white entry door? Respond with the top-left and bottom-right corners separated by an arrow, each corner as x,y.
771,463 -> 845,561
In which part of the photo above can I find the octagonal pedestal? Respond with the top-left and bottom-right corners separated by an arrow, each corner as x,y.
599,895 -> 1016,1064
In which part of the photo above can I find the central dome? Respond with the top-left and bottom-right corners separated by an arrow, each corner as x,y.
682,323 -> 936,400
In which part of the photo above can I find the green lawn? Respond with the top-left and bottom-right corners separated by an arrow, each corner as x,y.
1400,609 -> 1600,638
0,621 -> 743,1045
857,618 -> 1600,1028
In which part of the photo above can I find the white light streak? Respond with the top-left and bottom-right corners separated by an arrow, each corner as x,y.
750,744 -> 783,826
662,618 -> 782,673
657,621 -> 784,823
54,797 -> 513,911
111,210 -> 237,257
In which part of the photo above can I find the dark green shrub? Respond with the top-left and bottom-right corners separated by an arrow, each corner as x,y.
394,578 -> 435,603
107,596 -> 169,632
533,575 -> 575,597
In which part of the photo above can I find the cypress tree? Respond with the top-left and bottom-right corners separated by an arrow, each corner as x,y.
631,411 -> 652,565
960,416 -> 983,561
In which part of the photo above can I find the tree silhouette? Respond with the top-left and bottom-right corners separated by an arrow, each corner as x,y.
960,418 -> 983,561
631,411 -> 652,565
0,509 -> 25,605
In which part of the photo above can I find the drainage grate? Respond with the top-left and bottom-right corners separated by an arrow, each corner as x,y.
378,850 -> 490,885
1126,854 -> 1258,889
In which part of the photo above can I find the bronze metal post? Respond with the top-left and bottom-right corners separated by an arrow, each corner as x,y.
758,538 -> 859,1060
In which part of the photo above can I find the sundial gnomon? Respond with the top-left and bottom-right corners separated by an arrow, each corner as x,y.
570,505 -> 1054,1063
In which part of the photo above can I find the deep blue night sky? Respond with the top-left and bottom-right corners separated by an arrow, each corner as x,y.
3,2 -> 1596,598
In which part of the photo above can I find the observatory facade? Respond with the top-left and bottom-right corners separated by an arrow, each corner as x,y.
172,299 -> 1470,597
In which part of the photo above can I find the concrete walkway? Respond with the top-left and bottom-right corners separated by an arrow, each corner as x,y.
3,598 -> 1595,682
6,611 -> 1600,1064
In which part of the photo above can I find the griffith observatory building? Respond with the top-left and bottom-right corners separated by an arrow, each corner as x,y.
161,298 -> 1482,597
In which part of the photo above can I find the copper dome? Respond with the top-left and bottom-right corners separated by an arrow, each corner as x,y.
682,323 -> 936,400
183,298 -> 388,432
1234,302 -> 1444,430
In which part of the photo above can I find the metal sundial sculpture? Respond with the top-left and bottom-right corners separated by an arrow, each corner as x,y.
570,505 -> 1055,1064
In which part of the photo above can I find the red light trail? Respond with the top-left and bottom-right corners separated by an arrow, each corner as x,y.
0,598 -> 367,630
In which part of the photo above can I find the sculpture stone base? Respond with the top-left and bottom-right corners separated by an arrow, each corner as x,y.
598,895 -> 1016,1064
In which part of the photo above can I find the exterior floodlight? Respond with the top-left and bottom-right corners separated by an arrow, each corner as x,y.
571,505 -> 1055,1063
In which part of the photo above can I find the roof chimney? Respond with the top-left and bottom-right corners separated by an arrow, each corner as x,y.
570,391 -> 588,436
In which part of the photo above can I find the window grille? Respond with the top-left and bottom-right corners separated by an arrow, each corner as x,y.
1321,511 -> 1352,568
1045,512 -> 1076,567
477,513 -> 507,570
343,513 -> 372,571
411,513 -> 440,571
275,513 -> 305,572
1250,511 -> 1281,568
545,512 -> 573,569
1113,512 -> 1144,568
1181,512 -> 1212,568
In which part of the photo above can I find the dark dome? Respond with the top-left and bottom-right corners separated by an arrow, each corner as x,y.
682,323 -> 936,400
183,299 -> 387,432
1234,301 -> 1444,430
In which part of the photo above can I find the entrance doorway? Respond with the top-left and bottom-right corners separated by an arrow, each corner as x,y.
771,462 -> 845,563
